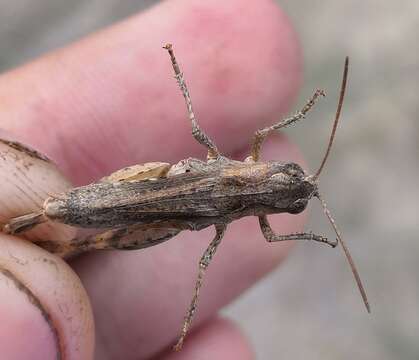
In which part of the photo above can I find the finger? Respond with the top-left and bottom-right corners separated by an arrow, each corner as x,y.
0,135 -> 94,358
0,0 -> 301,185
72,137 -> 307,360
0,0 -> 303,359
0,234 -> 94,360
159,317 -> 254,360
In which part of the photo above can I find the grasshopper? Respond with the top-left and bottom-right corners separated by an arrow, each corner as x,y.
2,44 -> 369,351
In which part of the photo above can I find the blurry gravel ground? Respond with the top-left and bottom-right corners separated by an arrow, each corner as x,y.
1,1 -> 418,359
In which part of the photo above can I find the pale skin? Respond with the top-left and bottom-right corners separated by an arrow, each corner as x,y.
0,0 -> 305,359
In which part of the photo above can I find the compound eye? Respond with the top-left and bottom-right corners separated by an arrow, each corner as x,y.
288,199 -> 307,214
284,163 -> 303,178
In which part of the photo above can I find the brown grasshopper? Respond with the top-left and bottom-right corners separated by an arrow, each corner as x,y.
2,44 -> 369,351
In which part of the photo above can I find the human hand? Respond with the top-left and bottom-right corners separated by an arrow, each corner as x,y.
0,0 -> 303,358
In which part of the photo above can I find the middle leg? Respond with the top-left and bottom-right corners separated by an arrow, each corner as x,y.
250,89 -> 325,161
173,223 -> 227,351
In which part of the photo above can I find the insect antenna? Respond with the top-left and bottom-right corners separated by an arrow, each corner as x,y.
310,57 -> 369,311
316,193 -> 370,313
314,56 -> 349,180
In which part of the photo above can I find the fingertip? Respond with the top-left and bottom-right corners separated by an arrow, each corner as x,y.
0,234 -> 94,360
0,268 -> 58,360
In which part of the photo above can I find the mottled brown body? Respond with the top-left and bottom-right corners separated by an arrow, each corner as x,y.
1,44 -> 369,351
44,159 -> 315,230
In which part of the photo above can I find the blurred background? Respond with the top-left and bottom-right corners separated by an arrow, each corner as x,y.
0,1 -> 418,359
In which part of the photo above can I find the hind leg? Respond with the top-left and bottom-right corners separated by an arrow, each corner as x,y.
36,225 -> 183,258
164,44 -> 220,160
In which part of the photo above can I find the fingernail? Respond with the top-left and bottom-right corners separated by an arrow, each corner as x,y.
0,131 -> 76,249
